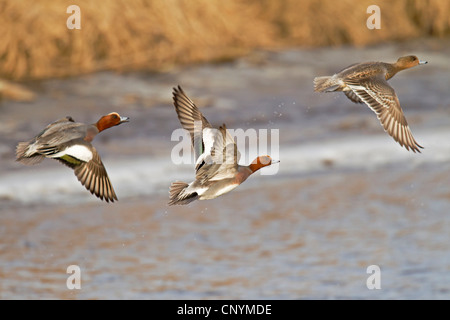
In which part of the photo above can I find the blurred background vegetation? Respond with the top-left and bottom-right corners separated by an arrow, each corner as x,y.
0,0 -> 449,81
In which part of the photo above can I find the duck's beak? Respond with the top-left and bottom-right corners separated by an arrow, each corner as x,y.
120,116 -> 130,123
419,60 -> 428,65
272,160 -> 280,164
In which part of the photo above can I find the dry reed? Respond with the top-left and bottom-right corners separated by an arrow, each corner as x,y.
0,0 -> 448,80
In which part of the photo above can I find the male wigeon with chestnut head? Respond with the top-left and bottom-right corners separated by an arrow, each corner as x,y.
168,86 -> 279,205
16,112 -> 129,202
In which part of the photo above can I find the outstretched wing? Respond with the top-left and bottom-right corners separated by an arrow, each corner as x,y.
346,76 -> 423,153
172,86 -> 212,161
73,146 -> 118,203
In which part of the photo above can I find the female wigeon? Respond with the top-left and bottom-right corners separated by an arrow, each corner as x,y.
314,55 -> 427,153
168,86 -> 279,205
16,112 -> 129,202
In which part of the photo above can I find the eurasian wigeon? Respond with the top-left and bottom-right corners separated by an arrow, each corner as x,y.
314,55 -> 427,153
168,86 -> 279,205
16,112 -> 129,202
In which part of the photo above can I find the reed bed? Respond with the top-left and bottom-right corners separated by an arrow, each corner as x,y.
0,0 -> 448,80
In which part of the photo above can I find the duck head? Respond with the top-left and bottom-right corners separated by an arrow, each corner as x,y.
96,112 -> 130,132
249,155 -> 279,173
396,55 -> 427,70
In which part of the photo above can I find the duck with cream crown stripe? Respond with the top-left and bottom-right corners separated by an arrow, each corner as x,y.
168,86 -> 279,206
314,55 -> 427,153
16,112 -> 129,202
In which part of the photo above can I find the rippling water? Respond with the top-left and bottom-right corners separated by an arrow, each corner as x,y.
1,39 -> 450,299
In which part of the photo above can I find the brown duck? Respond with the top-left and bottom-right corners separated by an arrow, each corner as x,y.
314,55 -> 427,153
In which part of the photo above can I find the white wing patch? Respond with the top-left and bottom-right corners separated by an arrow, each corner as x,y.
195,127 -> 220,167
202,128 -> 219,154
49,145 -> 93,162
211,184 -> 239,197
193,187 -> 209,196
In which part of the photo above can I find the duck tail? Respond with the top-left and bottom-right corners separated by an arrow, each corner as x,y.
168,181 -> 198,206
313,76 -> 339,92
15,141 -> 44,165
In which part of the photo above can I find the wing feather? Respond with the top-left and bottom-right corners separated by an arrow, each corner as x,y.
346,76 -> 423,153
